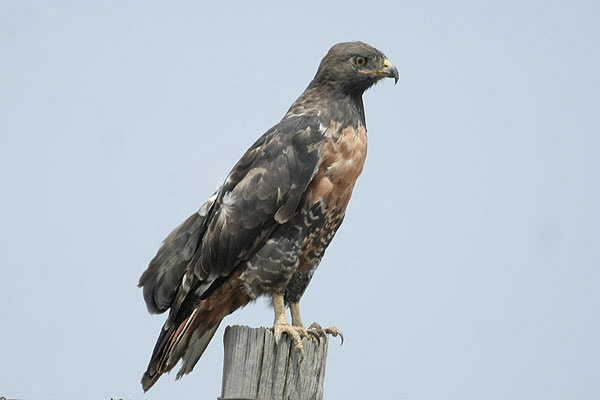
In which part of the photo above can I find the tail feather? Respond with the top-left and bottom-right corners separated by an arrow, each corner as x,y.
176,323 -> 220,379
139,195 -> 220,392
141,271 -> 250,391
141,308 -> 221,392
141,325 -> 173,391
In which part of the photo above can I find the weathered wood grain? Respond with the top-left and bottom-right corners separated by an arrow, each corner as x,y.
219,325 -> 329,400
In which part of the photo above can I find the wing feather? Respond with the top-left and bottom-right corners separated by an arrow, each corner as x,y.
138,194 -> 216,314
190,115 -> 325,296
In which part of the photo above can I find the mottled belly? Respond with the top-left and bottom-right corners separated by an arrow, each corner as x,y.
297,122 -> 368,273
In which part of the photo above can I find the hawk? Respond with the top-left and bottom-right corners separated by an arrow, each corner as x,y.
138,41 -> 398,391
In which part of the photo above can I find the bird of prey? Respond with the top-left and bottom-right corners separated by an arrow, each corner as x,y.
138,41 -> 398,391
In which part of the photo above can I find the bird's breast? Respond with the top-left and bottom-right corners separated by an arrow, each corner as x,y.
310,122 -> 368,209
296,123 -> 367,273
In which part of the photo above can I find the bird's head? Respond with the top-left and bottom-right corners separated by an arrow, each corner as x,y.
311,41 -> 399,95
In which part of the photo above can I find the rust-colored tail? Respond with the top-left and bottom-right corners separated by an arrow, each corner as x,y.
141,273 -> 250,391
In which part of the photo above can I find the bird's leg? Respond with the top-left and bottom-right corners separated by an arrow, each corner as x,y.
272,293 -> 311,355
290,301 -> 304,327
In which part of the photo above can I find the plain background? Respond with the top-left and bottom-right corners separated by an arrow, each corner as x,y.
1,1 -> 599,399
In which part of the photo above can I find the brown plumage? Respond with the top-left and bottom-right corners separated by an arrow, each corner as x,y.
138,41 -> 398,391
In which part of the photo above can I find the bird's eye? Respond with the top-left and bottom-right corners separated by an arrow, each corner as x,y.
355,56 -> 366,67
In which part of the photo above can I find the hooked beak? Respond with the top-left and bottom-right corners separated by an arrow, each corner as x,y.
382,58 -> 399,84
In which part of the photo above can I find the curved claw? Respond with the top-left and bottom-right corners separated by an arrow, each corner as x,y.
308,322 -> 344,345
274,329 -> 281,346
324,326 -> 344,345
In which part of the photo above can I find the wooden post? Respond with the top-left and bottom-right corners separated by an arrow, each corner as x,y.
219,325 -> 329,400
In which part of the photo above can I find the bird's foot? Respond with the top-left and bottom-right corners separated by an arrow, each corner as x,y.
309,322 -> 344,345
273,320 -> 312,360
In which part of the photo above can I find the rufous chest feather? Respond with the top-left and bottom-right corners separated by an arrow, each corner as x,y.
307,123 -> 367,210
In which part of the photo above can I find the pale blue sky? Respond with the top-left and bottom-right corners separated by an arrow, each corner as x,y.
1,1 -> 599,399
